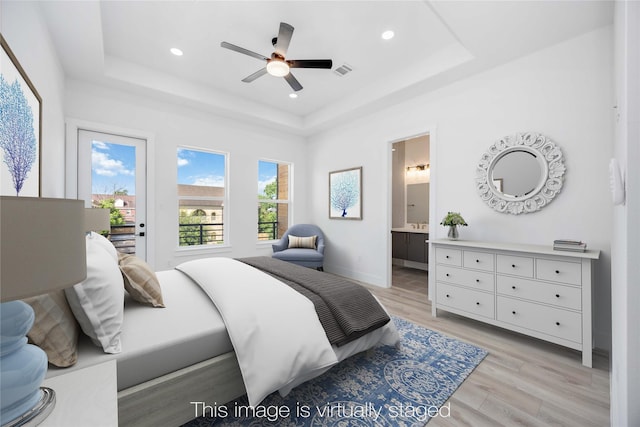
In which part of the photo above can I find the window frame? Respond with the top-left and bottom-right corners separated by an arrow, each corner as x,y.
176,146 -> 230,251
257,159 -> 292,243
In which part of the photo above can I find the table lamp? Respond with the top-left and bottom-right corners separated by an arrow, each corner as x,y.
84,208 -> 110,235
0,197 -> 87,426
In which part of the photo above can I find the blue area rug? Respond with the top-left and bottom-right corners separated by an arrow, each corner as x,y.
183,317 -> 487,426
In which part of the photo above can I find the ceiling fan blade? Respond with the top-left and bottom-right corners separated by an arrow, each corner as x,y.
220,41 -> 269,61
284,72 -> 303,92
242,68 -> 268,83
274,22 -> 294,57
288,59 -> 333,69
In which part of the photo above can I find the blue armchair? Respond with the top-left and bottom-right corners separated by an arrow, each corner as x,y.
272,224 -> 325,270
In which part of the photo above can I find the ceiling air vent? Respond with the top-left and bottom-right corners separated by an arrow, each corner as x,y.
334,63 -> 353,77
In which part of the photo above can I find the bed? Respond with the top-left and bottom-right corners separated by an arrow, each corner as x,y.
38,234 -> 399,427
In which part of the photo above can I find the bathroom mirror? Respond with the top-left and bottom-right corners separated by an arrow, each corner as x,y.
406,183 -> 429,224
476,132 -> 565,214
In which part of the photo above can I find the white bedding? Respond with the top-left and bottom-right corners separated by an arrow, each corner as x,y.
48,258 -> 400,405
176,258 -> 340,406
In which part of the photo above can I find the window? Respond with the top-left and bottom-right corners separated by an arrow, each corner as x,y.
258,160 -> 290,241
177,147 -> 227,247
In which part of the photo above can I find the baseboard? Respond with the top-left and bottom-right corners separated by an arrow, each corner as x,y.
326,264 -> 388,288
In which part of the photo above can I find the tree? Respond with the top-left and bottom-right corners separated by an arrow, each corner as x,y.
0,75 -> 37,195
258,180 -> 278,223
96,198 -> 125,226
178,209 -> 208,246
258,180 -> 278,237
262,180 -> 277,199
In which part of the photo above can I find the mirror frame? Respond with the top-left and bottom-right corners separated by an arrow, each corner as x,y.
476,132 -> 566,214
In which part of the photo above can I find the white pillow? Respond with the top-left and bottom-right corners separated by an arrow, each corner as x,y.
87,231 -> 118,262
65,234 -> 124,354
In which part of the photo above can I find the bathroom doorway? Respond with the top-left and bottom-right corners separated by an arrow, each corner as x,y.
390,134 -> 430,291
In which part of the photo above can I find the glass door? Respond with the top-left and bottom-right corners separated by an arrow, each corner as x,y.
78,130 -> 147,259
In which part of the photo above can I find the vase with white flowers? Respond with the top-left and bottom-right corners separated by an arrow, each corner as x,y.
440,212 -> 467,240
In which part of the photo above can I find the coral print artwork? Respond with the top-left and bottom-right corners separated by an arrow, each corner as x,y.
329,167 -> 362,220
1,36 -> 41,197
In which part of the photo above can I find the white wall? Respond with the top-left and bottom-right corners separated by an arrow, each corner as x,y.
611,1 -> 639,425
64,80 -> 308,270
308,27 -> 613,350
1,1 -> 66,197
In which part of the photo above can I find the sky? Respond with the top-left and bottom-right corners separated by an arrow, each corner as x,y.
92,141 -> 136,195
92,143 -> 279,196
177,148 -> 226,188
257,160 -> 277,197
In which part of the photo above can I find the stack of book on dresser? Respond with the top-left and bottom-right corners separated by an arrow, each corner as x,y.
553,239 -> 587,252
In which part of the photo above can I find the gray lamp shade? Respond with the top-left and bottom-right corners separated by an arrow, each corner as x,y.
0,197 -> 87,301
85,208 -> 110,233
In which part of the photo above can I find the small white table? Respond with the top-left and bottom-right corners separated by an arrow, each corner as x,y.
41,360 -> 118,426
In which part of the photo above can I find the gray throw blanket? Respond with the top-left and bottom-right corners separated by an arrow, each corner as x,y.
238,256 -> 390,347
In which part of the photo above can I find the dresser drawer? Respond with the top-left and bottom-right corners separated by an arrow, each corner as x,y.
496,275 -> 581,310
536,259 -> 582,286
497,296 -> 581,343
437,265 -> 494,292
436,248 -> 462,266
496,254 -> 534,277
463,251 -> 495,272
437,283 -> 494,319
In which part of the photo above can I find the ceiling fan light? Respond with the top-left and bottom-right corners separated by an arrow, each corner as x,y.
266,59 -> 290,77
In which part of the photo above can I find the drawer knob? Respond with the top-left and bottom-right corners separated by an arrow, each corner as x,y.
512,310 -> 516,315
476,302 -> 480,305
446,273 -> 450,277
555,270 -> 560,274
446,255 -> 450,259
476,279 -> 480,283
555,321 -> 560,326
555,294 -> 560,298
512,264 -> 516,268
446,294 -> 450,298
475,259 -> 480,263
511,285 -> 516,290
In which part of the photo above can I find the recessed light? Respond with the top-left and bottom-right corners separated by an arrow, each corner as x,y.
381,30 -> 395,40
170,48 -> 183,56
289,93 -> 298,99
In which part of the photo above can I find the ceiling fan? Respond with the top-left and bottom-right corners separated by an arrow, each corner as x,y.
220,22 -> 333,92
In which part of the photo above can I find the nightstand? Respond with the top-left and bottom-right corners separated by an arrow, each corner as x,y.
41,360 -> 118,426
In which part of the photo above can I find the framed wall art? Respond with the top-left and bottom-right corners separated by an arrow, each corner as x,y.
1,34 -> 41,196
329,166 -> 362,220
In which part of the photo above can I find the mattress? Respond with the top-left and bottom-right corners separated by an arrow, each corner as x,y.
46,269 -> 233,390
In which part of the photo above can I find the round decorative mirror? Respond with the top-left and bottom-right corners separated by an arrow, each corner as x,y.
476,132 -> 565,214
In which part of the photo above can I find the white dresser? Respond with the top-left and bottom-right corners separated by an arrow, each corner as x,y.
431,239 -> 600,367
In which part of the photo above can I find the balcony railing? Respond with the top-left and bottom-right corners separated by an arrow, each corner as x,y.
109,221 -> 279,249
258,221 -> 278,241
179,222 -> 224,246
108,224 -> 136,254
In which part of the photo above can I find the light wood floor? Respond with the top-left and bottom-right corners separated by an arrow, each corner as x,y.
364,266 -> 610,427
